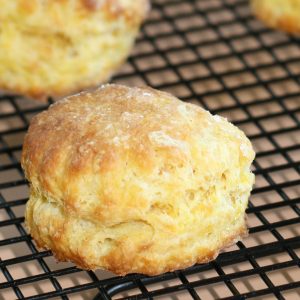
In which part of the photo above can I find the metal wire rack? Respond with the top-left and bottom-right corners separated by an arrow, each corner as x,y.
1,0 -> 300,299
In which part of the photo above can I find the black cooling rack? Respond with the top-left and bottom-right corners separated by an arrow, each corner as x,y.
1,0 -> 300,299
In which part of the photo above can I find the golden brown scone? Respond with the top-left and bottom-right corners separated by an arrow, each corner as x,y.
22,84 -> 255,276
0,0 -> 149,101
251,0 -> 300,34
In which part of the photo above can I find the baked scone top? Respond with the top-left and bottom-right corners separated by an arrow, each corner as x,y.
22,84 -> 255,227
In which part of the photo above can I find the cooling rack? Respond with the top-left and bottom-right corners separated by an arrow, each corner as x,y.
0,0 -> 300,299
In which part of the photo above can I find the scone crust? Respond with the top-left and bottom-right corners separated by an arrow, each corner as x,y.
0,0 -> 149,101
22,84 -> 255,275
251,0 -> 300,34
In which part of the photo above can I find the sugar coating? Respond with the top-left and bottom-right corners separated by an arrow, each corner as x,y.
149,131 -> 189,153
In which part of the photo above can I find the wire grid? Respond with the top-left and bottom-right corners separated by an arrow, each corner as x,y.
0,0 -> 300,299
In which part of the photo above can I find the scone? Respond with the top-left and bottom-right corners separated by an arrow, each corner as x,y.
0,0 -> 149,101
21,84 -> 255,276
251,0 -> 300,34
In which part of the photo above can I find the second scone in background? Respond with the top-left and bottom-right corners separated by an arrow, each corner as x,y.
0,0 -> 149,100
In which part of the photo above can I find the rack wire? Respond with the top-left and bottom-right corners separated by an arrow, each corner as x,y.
0,0 -> 300,299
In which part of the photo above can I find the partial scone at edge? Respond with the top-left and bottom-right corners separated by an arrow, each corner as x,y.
251,0 -> 300,34
0,0 -> 149,100
22,84 -> 255,275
